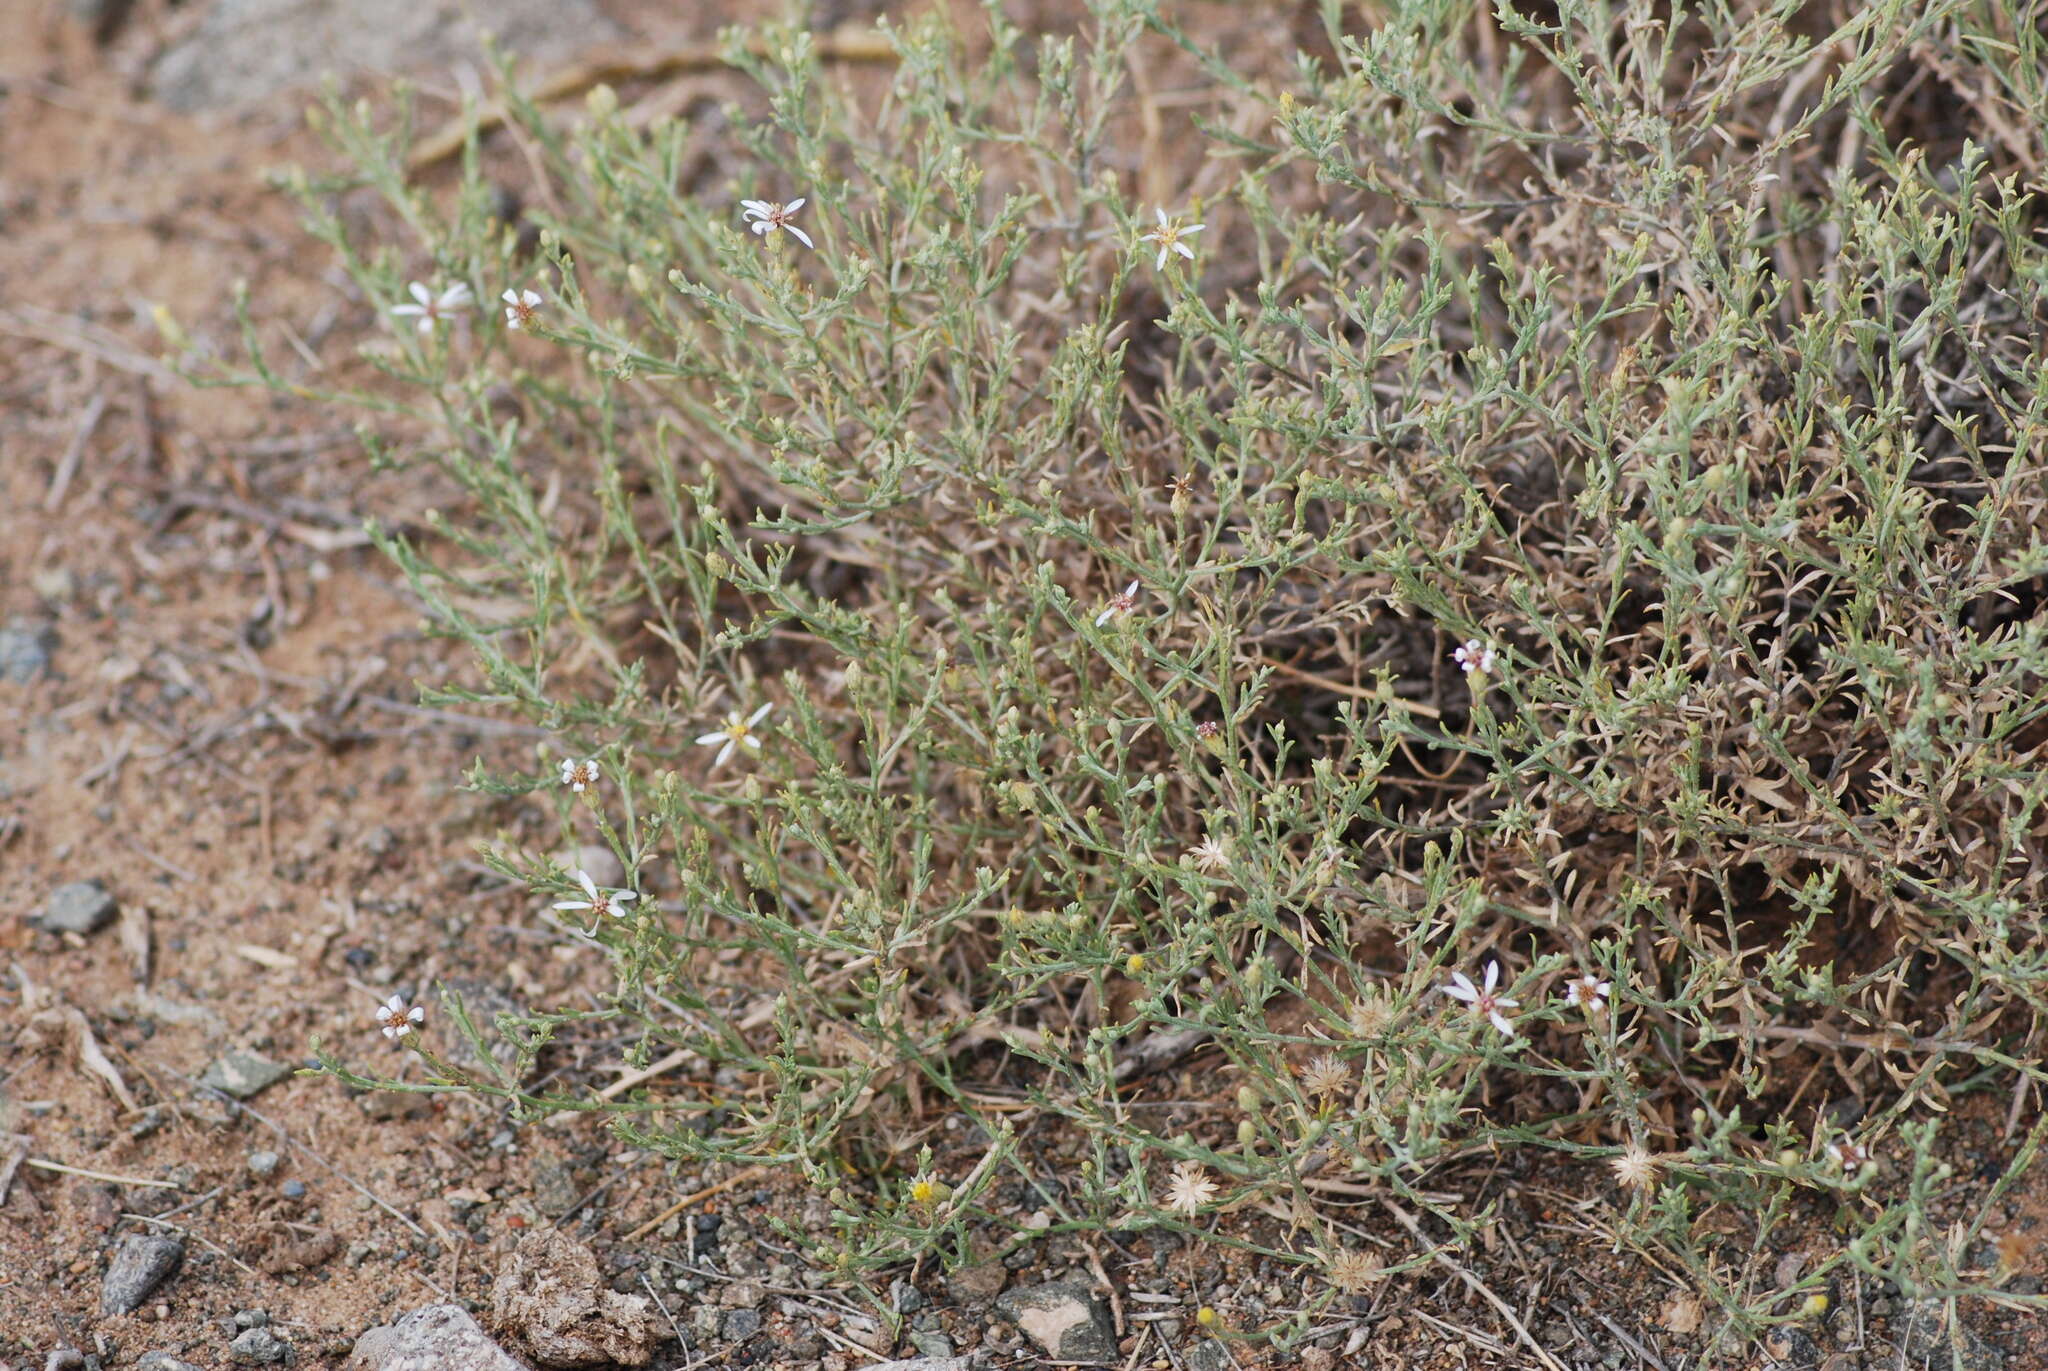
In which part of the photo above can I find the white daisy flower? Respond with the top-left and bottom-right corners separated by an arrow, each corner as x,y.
559,757 -> 600,793
553,869 -> 639,921
1441,960 -> 1519,1037
1452,639 -> 1497,674
374,994 -> 425,1041
1095,580 -> 1140,627
1163,1160 -> 1219,1215
1139,207 -> 1205,271
1186,835 -> 1231,873
1561,973 -> 1612,1014
390,281 -> 473,333
740,198 -> 814,249
695,702 -> 773,768
502,288 -> 543,329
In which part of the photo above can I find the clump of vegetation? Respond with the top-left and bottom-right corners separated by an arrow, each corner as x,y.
212,0 -> 2048,1353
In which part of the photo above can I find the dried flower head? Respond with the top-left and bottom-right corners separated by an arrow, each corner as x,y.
1323,1248 -> 1385,1293
1441,960 -> 1518,1037
1163,1160 -> 1219,1215
1610,1142 -> 1660,1190
740,197 -> 814,248
1347,990 -> 1394,1038
502,288 -> 543,329
1300,1051 -> 1351,1100
1186,834 -> 1231,873
559,757 -> 600,793
1452,638 -> 1498,674
391,280 -> 472,333
1095,579 -> 1141,627
695,702 -> 773,768
553,869 -> 639,921
1140,207 -> 1205,271
1561,973 -> 1612,1014
375,994 -> 425,1041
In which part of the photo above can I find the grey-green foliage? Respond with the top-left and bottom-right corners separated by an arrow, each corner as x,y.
223,0 -> 2048,1347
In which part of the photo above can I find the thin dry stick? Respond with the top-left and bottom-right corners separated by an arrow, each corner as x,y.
408,31 -> 900,172
623,1165 -> 769,1243
209,1091 -> 430,1243
45,390 -> 107,512
1377,1194 -> 1569,1371
25,1158 -> 183,1190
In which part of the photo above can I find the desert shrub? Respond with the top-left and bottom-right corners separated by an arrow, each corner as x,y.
206,0 -> 2048,1349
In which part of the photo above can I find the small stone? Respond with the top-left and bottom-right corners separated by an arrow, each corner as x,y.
1187,1341 -> 1233,1371
0,618 -> 58,684
891,1278 -> 924,1313
248,1151 -> 282,1178
138,1355 -> 204,1371
720,1281 -> 764,1310
349,1304 -> 530,1370
947,1258 -> 1007,1305
44,1350 -> 86,1371
1760,1327 -> 1819,1369
227,1326 -> 288,1364
855,1360 -> 968,1371
102,1234 -> 185,1314
281,1180 -> 307,1200
560,845 -> 624,889
35,881 -> 118,935
235,1310 -> 270,1329
199,1052 -> 292,1100
908,1331 -> 955,1359
993,1278 -> 1117,1365
720,1310 -> 761,1342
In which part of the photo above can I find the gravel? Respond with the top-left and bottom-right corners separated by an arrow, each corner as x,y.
33,881 -> 118,936
101,1234 -> 185,1315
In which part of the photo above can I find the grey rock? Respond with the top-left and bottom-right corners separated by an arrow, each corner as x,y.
228,1326 -> 289,1364
993,1277 -> 1118,1365
856,1360 -> 968,1371
350,1304 -> 532,1371
908,1331 -> 955,1359
200,1052 -> 292,1100
35,881 -> 118,935
44,1350 -> 86,1371
891,1277 -> 925,1313
248,1150 -> 282,1178
720,1310 -> 761,1342
1760,1327 -> 1819,1369
1186,1341 -> 1233,1371
0,619 -> 57,683
139,1355 -> 204,1371
1895,1299 -> 2003,1371
101,1234 -> 185,1314
149,0 -> 622,111
235,1310 -> 270,1329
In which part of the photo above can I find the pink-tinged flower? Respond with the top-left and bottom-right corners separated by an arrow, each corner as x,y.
740,198 -> 814,249
375,994 -> 425,1041
559,757 -> 600,793
391,281 -> 472,333
502,288 -> 543,329
1095,580 -> 1140,627
1139,208 -> 1204,271
553,869 -> 639,921
1826,1139 -> 1871,1176
1163,1160 -> 1218,1214
1195,720 -> 1221,742
1452,639 -> 1497,674
1561,973 -> 1611,1014
1441,961 -> 1518,1037
695,702 -> 773,768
